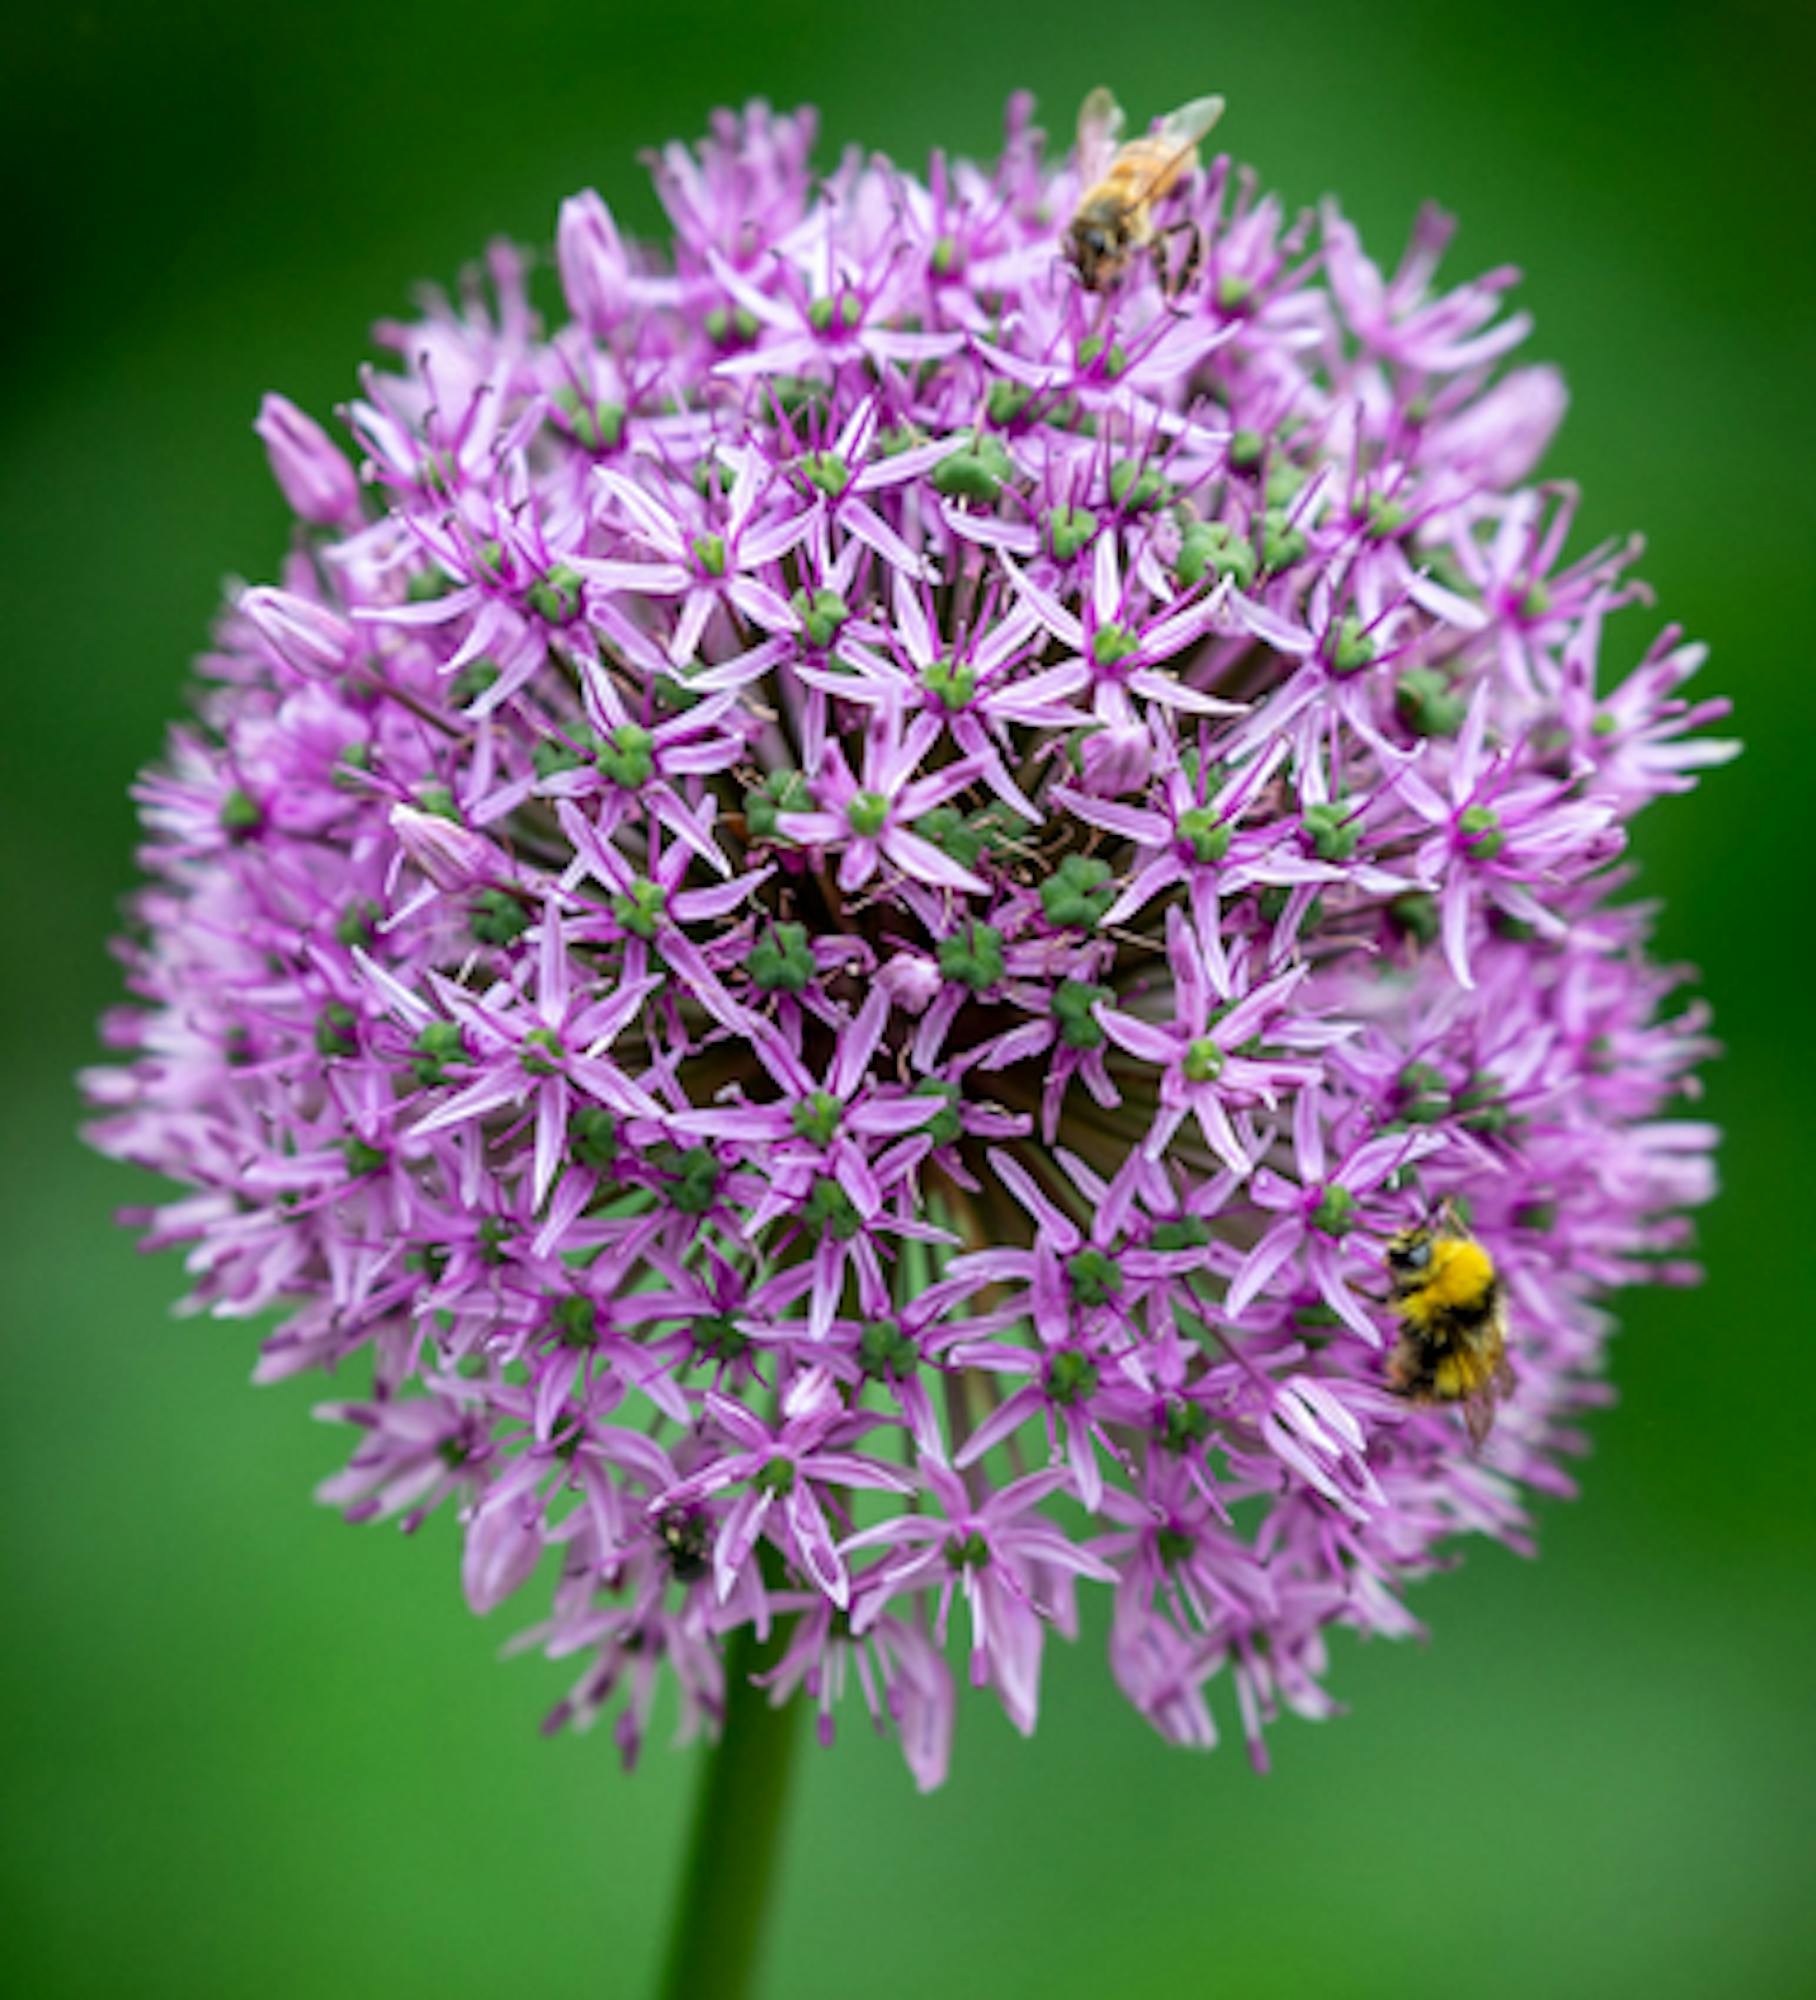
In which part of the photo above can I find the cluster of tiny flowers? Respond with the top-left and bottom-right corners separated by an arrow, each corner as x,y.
86,98 -> 1734,1787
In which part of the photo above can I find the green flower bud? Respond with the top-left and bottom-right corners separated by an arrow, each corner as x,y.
410,1019 -> 468,1087
913,1077 -> 964,1147
520,1027 -> 564,1076
1228,427 -> 1266,470
694,1314 -> 749,1363
476,1218 -> 513,1265
1175,522 -> 1256,590
791,587 -> 848,650
1161,1400 -> 1213,1452
662,1146 -> 719,1215
449,660 -> 499,708
1266,460 -> 1306,506
1183,1038 -> 1225,1084
922,656 -> 976,713
314,1003 -> 358,1057
1178,806 -> 1232,864
1311,1185 -> 1356,1236
470,889 -> 530,947
219,788 -> 263,836
1396,1061 -> 1451,1124
415,783 -> 460,822
1155,1525 -> 1197,1566
806,294 -> 863,333
911,806 -> 981,869
799,450 -> 850,498
1090,623 -> 1140,668
525,564 -> 583,624
1045,505 -> 1098,561
748,922 -> 816,994
554,389 -> 625,452
1047,1348 -> 1102,1402
1052,979 -> 1112,1050
569,1106 -> 618,1171
342,1139 -> 386,1178
1365,494 -> 1410,539
859,1318 -> 920,1379
936,919 -> 1005,991
986,379 -> 1033,427
1458,805 -> 1505,860
1388,891 -> 1440,944
1395,665 -> 1466,736
533,732 -> 593,778
804,1175 -> 861,1241
1330,615 -> 1377,676
1302,800 -> 1359,862
932,436 -> 1013,504
553,1294 -> 598,1348
1040,854 -> 1115,930
596,722 -> 656,791
1456,1071 -> 1510,1134
335,899 -> 380,948
1260,508 -> 1308,570
1109,459 -> 1163,510
791,1090 -> 843,1145
1066,1249 -> 1123,1306
744,769 -> 809,840
847,790 -> 890,837
611,878 -> 668,939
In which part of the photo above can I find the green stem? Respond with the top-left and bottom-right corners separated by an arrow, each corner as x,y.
657,1614 -> 802,2000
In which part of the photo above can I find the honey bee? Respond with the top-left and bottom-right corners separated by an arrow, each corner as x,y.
1066,88 -> 1226,294
1383,1199 -> 1514,1447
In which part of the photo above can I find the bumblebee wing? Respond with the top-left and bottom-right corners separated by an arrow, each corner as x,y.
1076,87 -> 1126,184
1156,94 -> 1227,153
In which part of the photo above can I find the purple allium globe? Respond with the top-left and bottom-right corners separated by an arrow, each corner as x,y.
86,96 -> 1733,1790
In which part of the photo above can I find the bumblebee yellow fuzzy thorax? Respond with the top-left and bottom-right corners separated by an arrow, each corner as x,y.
1391,1235 -> 1496,1330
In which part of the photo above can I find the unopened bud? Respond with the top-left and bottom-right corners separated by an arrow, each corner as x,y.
878,951 -> 942,1014
1079,722 -> 1152,797
556,190 -> 629,335
238,586 -> 355,681
254,394 -> 361,527
389,802 -> 501,890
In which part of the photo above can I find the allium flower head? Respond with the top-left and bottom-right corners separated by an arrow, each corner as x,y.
86,94 -> 1734,1786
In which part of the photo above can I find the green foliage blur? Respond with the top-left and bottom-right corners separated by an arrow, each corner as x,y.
4,2 -> 1812,1993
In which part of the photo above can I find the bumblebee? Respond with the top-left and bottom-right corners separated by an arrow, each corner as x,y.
1383,1200 -> 1514,1447
656,1509 -> 712,1585
1066,88 -> 1225,294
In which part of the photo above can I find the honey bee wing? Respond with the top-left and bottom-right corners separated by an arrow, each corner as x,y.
1156,96 -> 1227,153
1076,87 -> 1126,184
1121,95 -> 1227,208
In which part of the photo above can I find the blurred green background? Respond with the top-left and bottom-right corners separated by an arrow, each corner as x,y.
4,2 -> 1813,1994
